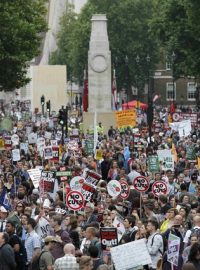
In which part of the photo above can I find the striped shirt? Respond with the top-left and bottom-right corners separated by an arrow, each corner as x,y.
54,254 -> 79,270
25,230 -> 41,262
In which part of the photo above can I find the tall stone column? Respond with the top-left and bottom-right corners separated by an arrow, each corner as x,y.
88,14 -> 112,112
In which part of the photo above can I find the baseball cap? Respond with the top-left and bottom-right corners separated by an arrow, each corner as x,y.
44,236 -> 59,244
0,206 -> 8,213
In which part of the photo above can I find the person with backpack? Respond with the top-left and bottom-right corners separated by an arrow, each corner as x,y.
5,220 -> 27,270
38,236 -> 57,270
184,216 -> 200,248
82,227 -> 101,257
121,216 -> 138,243
146,219 -> 164,270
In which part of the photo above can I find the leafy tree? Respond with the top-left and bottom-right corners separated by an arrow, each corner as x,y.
152,0 -> 200,79
0,0 -> 47,91
51,0 -> 159,99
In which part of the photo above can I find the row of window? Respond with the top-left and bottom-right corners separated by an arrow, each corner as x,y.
166,82 -> 196,101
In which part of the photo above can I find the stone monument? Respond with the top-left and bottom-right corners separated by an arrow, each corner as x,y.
88,14 -> 112,112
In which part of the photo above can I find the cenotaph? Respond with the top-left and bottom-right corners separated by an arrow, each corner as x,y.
83,14 -> 116,133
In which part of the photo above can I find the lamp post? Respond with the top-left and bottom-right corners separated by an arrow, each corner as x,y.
125,55 -> 130,104
146,55 -> 153,144
171,51 -> 176,102
136,55 -> 140,108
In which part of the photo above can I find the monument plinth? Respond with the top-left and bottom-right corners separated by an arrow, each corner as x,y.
88,14 -> 112,112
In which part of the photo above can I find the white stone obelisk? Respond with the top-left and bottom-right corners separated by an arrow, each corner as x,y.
88,14 -> 112,112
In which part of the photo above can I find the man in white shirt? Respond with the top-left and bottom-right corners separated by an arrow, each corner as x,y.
0,206 -> 8,232
127,164 -> 140,183
183,215 -> 200,247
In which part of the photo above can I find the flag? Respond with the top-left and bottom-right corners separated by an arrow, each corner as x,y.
112,69 -> 117,110
170,100 -> 175,114
83,70 -> 88,112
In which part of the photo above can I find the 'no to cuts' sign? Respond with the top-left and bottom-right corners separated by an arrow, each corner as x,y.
66,191 -> 84,211
152,181 -> 168,197
133,176 -> 149,192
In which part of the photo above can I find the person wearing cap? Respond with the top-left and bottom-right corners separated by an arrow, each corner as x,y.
85,202 -> 98,226
0,206 -> 8,232
39,236 -> 56,270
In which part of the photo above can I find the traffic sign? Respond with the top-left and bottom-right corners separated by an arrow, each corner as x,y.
133,176 -> 149,192
119,180 -> 130,199
152,181 -> 168,197
66,191 -> 84,211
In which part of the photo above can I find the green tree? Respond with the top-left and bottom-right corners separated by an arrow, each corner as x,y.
51,0 -> 158,99
0,0 -> 47,91
152,0 -> 200,79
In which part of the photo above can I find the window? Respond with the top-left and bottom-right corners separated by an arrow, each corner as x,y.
187,82 -> 196,101
166,82 -> 176,101
166,62 -> 172,70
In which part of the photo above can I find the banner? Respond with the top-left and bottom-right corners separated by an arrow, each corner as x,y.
169,120 -> 191,137
172,112 -> 198,125
111,239 -> 152,270
157,150 -> 174,171
115,109 -> 136,128
40,171 -> 56,193
148,156 -> 160,172
100,227 -> 118,250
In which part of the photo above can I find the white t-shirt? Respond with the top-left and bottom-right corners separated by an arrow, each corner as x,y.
183,226 -> 200,244
35,216 -> 51,240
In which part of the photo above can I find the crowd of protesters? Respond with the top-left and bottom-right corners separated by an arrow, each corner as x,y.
0,105 -> 199,270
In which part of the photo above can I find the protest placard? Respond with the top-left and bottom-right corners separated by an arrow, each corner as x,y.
111,239 -> 152,270
4,136 -> 12,149
157,149 -> 174,171
40,171 -> 56,193
51,146 -> 59,162
12,149 -> 21,162
20,143 -> 29,154
28,133 -> 37,144
115,109 -> 136,128
85,170 -> 101,188
112,215 -> 125,242
70,176 -> 85,192
44,147 -> 53,160
167,233 -> 181,266
107,180 -> 121,197
100,227 -> 118,250
27,168 -> 42,188
45,131 -> 52,140
148,155 -> 160,172
81,182 -> 96,202
11,134 -> 19,146
0,137 -> 5,150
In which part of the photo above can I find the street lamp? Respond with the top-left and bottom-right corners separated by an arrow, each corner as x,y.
135,55 -> 140,108
171,51 -> 176,103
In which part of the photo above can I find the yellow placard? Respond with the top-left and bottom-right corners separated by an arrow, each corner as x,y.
198,157 -> 200,170
0,138 -> 5,150
171,143 -> 177,163
95,149 -> 103,161
115,109 -> 136,128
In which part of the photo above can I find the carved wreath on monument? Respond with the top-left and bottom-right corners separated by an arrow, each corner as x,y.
90,54 -> 108,73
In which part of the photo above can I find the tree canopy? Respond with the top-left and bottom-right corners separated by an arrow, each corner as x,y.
0,0 -> 47,91
152,0 -> 200,79
51,0 -> 158,97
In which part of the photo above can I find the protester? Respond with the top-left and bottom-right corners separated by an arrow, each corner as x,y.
0,232 -> 16,270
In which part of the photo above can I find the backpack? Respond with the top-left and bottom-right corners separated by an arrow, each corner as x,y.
151,233 -> 164,255
9,234 -> 27,266
83,238 -> 99,256
31,251 -> 48,270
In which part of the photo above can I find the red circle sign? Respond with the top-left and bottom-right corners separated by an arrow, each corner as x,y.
152,181 -> 168,197
120,180 -> 130,199
66,191 -> 84,211
133,176 -> 149,192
